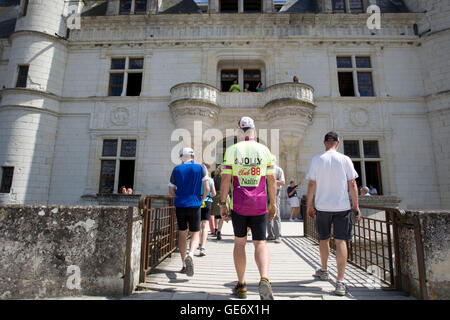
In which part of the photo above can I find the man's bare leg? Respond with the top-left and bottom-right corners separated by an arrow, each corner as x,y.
319,239 -> 330,270
253,240 -> 270,279
335,239 -> 348,282
189,231 -> 200,256
200,220 -> 208,249
234,236 -> 247,283
178,230 -> 188,263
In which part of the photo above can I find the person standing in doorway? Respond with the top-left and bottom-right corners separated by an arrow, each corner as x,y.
220,116 -> 277,300
198,163 -> 216,256
168,147 -> 210,277
267,154 -> 285,243
229,79 -> 241,92
306,131 -> 361,296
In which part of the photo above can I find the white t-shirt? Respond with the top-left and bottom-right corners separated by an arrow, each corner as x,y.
306,150 -> 359,212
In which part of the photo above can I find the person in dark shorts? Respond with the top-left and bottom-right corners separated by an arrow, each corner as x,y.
220,116 -> 277,300
198,163 -> 216,256
168,147 -> 210,277
306,132 -> 361,296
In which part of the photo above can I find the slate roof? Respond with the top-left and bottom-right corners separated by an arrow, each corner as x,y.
159,0 -> 202,14
279,0 -> 319,13
0,0 -> 20,7
81,1 -> 108,17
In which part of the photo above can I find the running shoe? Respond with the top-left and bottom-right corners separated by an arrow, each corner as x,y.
180,266 -> 186,274
216,231 -> 222,240
294,218 -> 302,222
185,256 -> 194,277
266,236 -> 276,241
314,268 -> 330,281
274,238 -> 281,243
335,281 -> 348,296
199,248 -> 206,257
289,218 -> 295,222
258,278 -> 274,300
233,282 -> 247,299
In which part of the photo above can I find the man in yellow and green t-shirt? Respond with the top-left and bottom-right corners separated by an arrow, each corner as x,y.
220,116 -> 277,300
229,79 -> 241,92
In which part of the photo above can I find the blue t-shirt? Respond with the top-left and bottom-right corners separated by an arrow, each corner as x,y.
169,160 -> 207,208
200,177 -> 213,203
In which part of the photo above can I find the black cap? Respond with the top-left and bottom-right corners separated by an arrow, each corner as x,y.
324,131 -> 339,142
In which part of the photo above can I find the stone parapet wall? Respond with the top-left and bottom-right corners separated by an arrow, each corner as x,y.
0,205 -> 142,299
397,210 -> 450,300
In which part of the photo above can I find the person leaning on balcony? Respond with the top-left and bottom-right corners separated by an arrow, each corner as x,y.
229,79 -> 241,92
293,75 -> 299,83
306,131 -> 361,296
244,83 -> 250,92
360,186 -> 371,196
256,81 -> 264,92
168,147 -> 210,277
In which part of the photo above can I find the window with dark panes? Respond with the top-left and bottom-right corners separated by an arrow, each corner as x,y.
337,57 -> 352,68
244,0 -> 262,13
134,0 -> 147,14
220,0 -> 238,12
344,139 -> 382,194
109,57 -> 143,96
119,0 -> 132,14
22,0 -> 29,17
337,56 -> 374,97
333,0 -> 346,13
349,0 -> 363,13
99,139 -> 137,193
356,57 -> 371,68
243,69 -> 261,92
357,72 -> 374,97
0,167 -> 14,193
344,140 -> 360,158
16,65 -> 29,88
338,72 -> 355,96
221,69 -> 238,92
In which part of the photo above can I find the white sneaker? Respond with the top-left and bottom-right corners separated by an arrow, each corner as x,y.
289,218 -> 295,222
199,248 -> 206,257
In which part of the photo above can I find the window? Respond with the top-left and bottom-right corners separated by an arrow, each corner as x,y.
243,69 -> 261,92
221,69 -> 238,92
244,0 -> 261,13
333,0 -> 364,13
344,140 -> 383,194
220,0 -> 238,12
108,57 -> 144,96
337,56 -> 374,97
22,0 -> 29,17
16,65 -> 29,88
99,139 -> 137,193
0,167 -> 14,193
120,0 -> 147,15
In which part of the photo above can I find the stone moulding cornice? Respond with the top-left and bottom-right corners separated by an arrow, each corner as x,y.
169,98 -> 220,111
0,105 -> 59,117
0,88 -> 61,101
74,13 -> 423,42
9,30 -> 68,45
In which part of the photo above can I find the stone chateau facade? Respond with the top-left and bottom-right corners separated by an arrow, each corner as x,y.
0,0 -> 448,214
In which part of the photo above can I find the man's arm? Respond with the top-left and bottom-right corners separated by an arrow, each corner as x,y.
220,174 -> 232,221
168,186 -> 176,197
210,179 -> 217,197
202,179 -> 210,203
348,179 -> 361,222
168,169 -> 177,197
267,174 -> 277,221
288,188 -> 297,197
306,180 -> 316,218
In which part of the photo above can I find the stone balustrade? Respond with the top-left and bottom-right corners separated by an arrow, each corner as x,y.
169,81 -> 315,112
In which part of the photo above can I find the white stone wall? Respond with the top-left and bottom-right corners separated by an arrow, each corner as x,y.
0,109 -> 58,204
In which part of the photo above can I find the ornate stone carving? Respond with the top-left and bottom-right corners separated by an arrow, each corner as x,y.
110,106 -> 130,126
350,107 -> 370,127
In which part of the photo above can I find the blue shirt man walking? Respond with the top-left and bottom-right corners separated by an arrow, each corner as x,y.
169,147 -> 209,277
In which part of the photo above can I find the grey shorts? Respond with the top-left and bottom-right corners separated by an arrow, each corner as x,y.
315,210 -> 353,241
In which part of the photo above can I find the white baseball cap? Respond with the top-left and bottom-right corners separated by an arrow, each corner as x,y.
179,147 -> 194,157
238,116 -> 255,129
